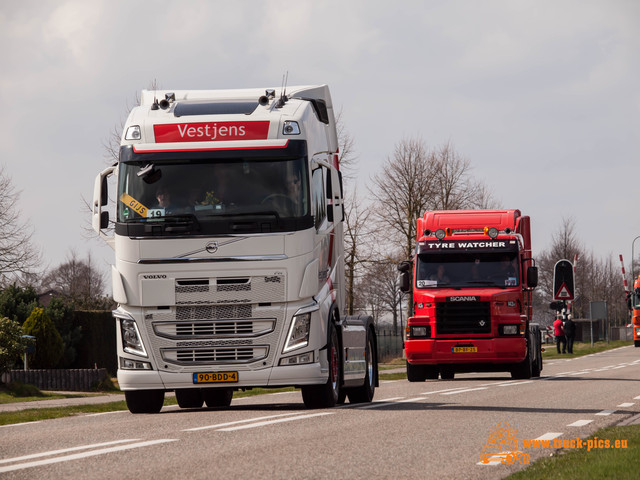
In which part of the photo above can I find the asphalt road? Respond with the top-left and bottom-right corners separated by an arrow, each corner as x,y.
2,346 -> 639,479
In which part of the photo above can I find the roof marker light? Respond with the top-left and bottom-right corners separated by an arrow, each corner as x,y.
283,121 -> 300,135
485,227 -> 499,239
435,228 -> 447,240
125,125 -> 141,141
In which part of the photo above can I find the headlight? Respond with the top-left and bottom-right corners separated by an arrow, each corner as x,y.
500,325 -> 520,336
410,325 -> 430,338
283,312 -> 311,353
120,318 -> 147,357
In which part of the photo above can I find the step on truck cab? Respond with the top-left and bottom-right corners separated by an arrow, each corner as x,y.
92,85 -> 377,412
399,209 -> 541,380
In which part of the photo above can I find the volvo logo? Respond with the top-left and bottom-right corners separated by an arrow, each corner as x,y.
206,242 -> 219,254
479,320 -> 486,327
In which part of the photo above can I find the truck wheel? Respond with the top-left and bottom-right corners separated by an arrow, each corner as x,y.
531,352 -> 542,377
511,349 -> 532,379
406,361 -> 427,382
176,389 -> 204,408
425,366 -> 439,380
440,367 -> 455,380
302,322 -> 341,408
348,330 -> 376,403
202,388 -> 233,407
125,390 -> 165,414
635,340 -> 640,348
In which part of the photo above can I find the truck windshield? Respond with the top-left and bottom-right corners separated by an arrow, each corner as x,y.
116,156 -> 309,231
416,252 -> 520,288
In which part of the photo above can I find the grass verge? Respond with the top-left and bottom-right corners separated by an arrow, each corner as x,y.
506,424 -> 640,480
542,340 -> 632,360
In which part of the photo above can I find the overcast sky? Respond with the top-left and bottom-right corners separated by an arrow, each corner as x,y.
1,0 -> 639,285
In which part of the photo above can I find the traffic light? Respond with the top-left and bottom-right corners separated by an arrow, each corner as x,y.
549,301 -> 565,312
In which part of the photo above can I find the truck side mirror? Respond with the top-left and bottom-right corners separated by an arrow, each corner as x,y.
100,211 -> 109,229
397,261 -> 411,273
100,175 -> 108,206
527,266 -> 538,288
399,271 -> 410,293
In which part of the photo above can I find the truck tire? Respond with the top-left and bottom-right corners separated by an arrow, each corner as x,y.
302,322 -> 342,408
531,351 -> 542,377
125,390 -> 165,414
347,330 -> 376,403
202,388 -> 233,407
425,366 -> 439,380
176,388 -> 204,408
511,349 -> 532,379
635,340 -> 640,348
406,361 -> 427,382
440,367 -> 455,380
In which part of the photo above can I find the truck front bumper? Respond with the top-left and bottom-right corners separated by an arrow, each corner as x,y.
405,337 -> 526,365
117,362 -> 328,391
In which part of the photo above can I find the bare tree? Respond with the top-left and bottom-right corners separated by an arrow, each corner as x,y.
335,108 -> 358,183
369,137 -> 437,262
358,252 -> 405,332
430,142 -> 497,210
39,251 -> 110,309
368,138 -> 495,316
344,186 -> 372,315
0,166 -> 41,285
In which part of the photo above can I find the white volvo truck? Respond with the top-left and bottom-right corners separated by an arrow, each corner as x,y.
92,85 -> 378,413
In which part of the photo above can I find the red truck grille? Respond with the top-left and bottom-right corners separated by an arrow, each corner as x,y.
436,301 -> 491,334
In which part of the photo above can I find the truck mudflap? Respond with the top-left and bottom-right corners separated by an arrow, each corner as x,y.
405,337 -> 526,365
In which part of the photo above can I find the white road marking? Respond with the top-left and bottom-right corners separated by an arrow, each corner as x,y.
0,439 -> 177,473
440,387 -> 489,395
421,387 -> 471,394
85,411 -> 127,417
217,412 -> 333,431
183,412 -> 309,431
357,398 -> 406,409
595,410 -> 616,416
498,381 -> 534,387
617,403 -> 635,408
0,421 -> 42,429
0,439 -> 139,465
567,420 -> 593,427
535,432 -> 563,441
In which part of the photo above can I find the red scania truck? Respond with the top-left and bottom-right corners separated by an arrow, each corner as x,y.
399,209 -> 542,380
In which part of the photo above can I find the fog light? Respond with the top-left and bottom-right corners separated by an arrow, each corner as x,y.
120,357 -> 152,370
279,352 -> 314,366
